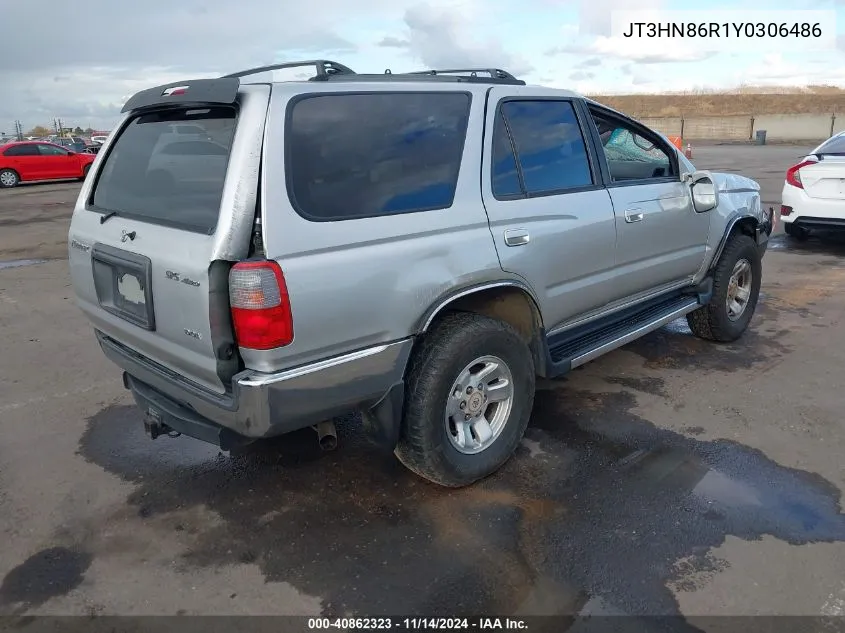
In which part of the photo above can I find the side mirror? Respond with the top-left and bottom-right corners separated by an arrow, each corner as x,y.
685,170 -> 718,213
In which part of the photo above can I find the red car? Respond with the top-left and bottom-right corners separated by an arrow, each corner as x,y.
0,141 -> 96,188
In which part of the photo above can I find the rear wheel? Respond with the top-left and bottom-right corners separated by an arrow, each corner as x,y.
0,169 -> 19,188
395,312 -> 535,487
687,234 -> 762,343
784,222 -> 809,240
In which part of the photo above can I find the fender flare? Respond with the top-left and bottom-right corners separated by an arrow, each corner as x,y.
417,279 -> 544,333
708,214 -> 761,271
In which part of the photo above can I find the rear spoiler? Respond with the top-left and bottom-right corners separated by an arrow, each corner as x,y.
120,61 -> 353,114
120,78 -> 240,113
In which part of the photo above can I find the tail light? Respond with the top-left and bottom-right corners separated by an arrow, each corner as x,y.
229,260 -> 293,350
785,160 -> 815,189
780,205 -> 792,217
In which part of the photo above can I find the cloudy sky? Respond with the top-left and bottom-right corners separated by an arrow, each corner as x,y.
1,0 -> 843,134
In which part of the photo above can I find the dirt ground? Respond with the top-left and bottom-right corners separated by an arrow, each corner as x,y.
0,146 -> 844,629
589,92 -> 845,117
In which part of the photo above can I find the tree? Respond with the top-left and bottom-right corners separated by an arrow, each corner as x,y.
27,125 -> 51,137
84,127 -> 94,135
73,126 -> 83,135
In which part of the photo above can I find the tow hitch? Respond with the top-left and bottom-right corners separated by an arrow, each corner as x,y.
143,408 -> 181,439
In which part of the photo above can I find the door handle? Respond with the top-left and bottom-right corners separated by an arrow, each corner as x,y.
504,228 -> 530,247
625,208 -> 644,223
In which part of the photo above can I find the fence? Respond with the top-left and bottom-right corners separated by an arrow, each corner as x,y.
637,113 -> 839,143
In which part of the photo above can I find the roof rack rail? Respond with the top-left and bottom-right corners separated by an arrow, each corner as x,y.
222,60 -> 356,80
408,68 -> 521,81
323,68 -> 525,86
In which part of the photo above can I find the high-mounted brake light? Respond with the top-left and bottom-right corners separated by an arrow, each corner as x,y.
785,160 -> 815,189
162,85 -> 189,96
229,260 -> 293,350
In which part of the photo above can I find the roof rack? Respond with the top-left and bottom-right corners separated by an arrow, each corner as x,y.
222,60 -> 356,80
324,67 -> 525,86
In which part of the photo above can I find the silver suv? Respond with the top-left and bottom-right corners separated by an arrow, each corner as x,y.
68,60 -> 773,487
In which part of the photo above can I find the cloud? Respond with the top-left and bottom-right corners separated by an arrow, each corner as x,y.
569,71 -> 595,81
548,35 -> 716,63
378,36 -> 411,48
577,0 -> 664,35
0,0 -> 377,131
386,2 -> 533,75
576,57 -> 603,68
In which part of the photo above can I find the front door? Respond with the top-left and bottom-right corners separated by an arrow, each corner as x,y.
584,105 -> 710,300
36,143 -> 75,179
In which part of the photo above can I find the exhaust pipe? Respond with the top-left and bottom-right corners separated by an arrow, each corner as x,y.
313,420 -> 338,451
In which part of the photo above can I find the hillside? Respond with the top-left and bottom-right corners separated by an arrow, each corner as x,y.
586,86 -> 845,118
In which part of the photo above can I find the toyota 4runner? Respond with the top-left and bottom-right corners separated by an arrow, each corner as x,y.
68,60 -> 773,487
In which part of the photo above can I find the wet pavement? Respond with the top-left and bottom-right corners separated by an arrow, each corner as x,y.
1,149 -> 845,624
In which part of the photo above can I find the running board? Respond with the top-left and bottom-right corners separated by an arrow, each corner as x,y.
546,295 -> 701,375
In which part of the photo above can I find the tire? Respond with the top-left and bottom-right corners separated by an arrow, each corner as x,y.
0,168 -> 19,188
687,234 -> 762,343
79,164 -> 91,181
395,312 -> 535,487
784,222 -> 809,240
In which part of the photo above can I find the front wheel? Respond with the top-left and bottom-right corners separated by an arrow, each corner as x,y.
0,169 -> 19,188
395,312 -> 535,487
687,234 -> 762,343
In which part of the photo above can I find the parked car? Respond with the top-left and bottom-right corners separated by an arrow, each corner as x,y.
91,135 -> 109,145
0,140 -> 96,187
781,131 -> 845,239
67,61 -> 772,487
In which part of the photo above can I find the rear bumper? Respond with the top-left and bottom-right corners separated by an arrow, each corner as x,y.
783,216 -> 845,231
96,330 -> 413,446
781,183 -> 845,226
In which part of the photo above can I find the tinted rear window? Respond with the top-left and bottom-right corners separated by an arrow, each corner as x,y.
92,107 -> 236,234
287,92 -> 471,221
815,134 -> 845,155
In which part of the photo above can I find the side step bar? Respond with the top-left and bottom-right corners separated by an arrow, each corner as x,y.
546,295 -> 701,376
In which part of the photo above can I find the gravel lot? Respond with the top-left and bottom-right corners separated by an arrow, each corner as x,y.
1,145 -> 844,626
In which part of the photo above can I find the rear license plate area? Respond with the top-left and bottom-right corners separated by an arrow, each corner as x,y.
91,243 -> 155,330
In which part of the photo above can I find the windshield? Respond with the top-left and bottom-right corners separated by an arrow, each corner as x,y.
91,107 -> 236,234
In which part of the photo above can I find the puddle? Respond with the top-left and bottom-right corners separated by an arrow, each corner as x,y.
49,384 -> 844,621
0,259 -> 46,271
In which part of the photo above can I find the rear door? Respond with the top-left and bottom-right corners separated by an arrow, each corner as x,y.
480,88 -> 619,330
67,82 -> 270,394
3,144 -> 41,179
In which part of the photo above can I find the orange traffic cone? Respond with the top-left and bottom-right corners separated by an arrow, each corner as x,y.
684,143 -> 693,159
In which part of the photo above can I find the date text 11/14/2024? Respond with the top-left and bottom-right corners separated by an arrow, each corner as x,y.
307,617 -> 528,630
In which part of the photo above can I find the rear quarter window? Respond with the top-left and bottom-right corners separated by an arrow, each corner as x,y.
286,91 -> 472,221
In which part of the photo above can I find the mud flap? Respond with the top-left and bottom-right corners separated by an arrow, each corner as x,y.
361,381 -> 404,451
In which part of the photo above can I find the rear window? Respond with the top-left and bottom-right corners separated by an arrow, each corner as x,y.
814,133 -> 845,156
91,107 -> 236,234
286,92 -> 471,221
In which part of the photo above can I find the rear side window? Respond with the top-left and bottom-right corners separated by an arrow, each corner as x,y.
3,144 -> 38,157
287,92 -> 471,221
91,107 -> 236,234
498,100 -> 593,196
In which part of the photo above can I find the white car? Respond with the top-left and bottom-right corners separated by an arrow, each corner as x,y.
781,131 -> 845,239
90,135 -> 109,145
